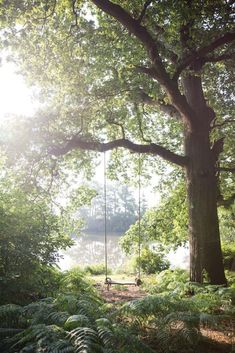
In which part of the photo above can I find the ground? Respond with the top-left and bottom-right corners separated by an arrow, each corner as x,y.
97,282 -> 145,303
93,278 -> 234,353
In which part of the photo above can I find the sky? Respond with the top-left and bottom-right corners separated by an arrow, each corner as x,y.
0,60 -> 36,119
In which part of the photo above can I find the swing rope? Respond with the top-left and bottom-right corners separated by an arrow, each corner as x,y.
138,152 -> 141,282
103,152 -> 142,288
104,151 -> 108,280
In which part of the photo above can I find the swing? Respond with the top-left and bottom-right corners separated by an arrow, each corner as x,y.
103,152 -> 142,291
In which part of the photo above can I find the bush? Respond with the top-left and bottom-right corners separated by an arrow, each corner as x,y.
134,247 -> 170,274
222,243 -> 235,270
84,264 -> 112,276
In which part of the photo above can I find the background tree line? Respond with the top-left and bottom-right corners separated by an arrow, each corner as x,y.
79,181 -> 147,234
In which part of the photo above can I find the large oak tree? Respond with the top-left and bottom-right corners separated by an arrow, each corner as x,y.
1,0 -> 235,284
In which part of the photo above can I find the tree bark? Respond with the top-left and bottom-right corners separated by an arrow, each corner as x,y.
183,75 -> 227,285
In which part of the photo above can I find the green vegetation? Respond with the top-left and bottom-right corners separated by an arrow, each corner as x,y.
0,182 -> 73,305
84,264 -> 112,276
1,0 -> 234,284
133,247 -> 170,275
0,268 -> 234,353
79,181 -> 145,233
0,1 -> 234,352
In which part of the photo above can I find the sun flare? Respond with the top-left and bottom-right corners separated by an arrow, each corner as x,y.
0,61 -> 36,119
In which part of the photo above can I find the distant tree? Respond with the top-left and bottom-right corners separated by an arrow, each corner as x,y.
79,181 -> 139,233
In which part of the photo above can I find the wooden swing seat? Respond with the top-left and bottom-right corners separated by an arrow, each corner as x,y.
105,277 -> 141,290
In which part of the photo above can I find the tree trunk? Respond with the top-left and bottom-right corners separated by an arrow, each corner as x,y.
183,75 -> 227,285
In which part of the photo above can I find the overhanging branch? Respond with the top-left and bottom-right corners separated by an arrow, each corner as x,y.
205,51 -> 235,63
138,89 -> 181,119
212,118 -> 235,129
217,166 -> 235,173
174,31 -> 235,78
197,32 -> 235,57
50,136 -> 188,167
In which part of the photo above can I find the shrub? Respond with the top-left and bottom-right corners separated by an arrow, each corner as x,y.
134,247 -> 170,274
222,243 -> 235,270
84,264 -> 112,276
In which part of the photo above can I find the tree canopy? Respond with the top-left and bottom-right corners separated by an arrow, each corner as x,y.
0,0 -> 235,284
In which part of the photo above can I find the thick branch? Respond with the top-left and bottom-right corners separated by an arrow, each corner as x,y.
50,136 -> 188,167
212,118 -> 235,129
198,32 -> 235,57
205,51 -> 235,63
91,0 -> 196,128
174,31 -> 235,78
217,166 -> 235,173
138,89 -> 181,119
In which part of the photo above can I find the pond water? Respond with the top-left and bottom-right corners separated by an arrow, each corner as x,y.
59,233 -> 189,272
59,232 -> 127,271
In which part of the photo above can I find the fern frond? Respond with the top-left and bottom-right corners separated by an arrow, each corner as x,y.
0,304 -> 24,328
47,311 -> 70,326
76,299 -> 103,320
54,294 -> 79,314
113,326 -> 156,353
22,301 -> 55,325
64,314 -> 90,330
10,324 -> 66,352
0,327 -> 23,340
67,327 -> 101,353
163,311 -> 200,328
48,339 -> 74,353
120,295 -> 195,320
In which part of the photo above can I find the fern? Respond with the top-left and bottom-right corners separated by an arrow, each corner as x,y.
120,294 -> 197,322
47,311 -> 70,326
0,304 -> 25,328
10,324 -> 67,353
64,314 -> 91,330
22,301 -> 55,325
112,325 -> 156,353
96,318 -> 117,352
76,298 -> 104,320
68,327 -> 101,353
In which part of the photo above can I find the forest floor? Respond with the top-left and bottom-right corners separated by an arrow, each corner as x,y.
95,281 -> 234,353
97,282 -> 145,303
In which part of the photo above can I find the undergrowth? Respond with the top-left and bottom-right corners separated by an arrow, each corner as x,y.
0,268 -> 234,353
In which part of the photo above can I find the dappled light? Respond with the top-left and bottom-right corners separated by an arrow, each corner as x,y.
0,1 -> 234,352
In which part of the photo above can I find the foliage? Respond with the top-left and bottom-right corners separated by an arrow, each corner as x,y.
0,0 -> 234,285
0,278 -> 155,353
118,292 -> 234,353
0,181 -> 73,305
144,269 -> 190,295
219,203 -> 235,243
0,266 -> 234,353
120,183 -> 188,255
84,264 -> 112,276
133,247 -> 170,274
142,269 -> 235,314
222,242 -> 235,271
115,269 -> 235,352
122,183 -> 235,275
